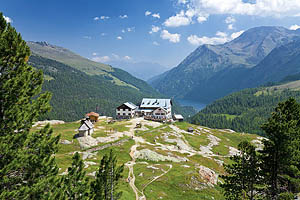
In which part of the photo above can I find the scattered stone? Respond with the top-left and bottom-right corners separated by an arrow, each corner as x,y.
228,146 -> 240,156
198,165 -> 218,186
84,161 -> 97,169
87,171 -> 97,177
33,120 -> 65,127
138,172 -> 144,177
251,138 -> 264,151
60,139 -> 72,145
134,149 -> 188,163
77,136 -> 98,149
182,165 -> 190,168
82,152 -> 97,160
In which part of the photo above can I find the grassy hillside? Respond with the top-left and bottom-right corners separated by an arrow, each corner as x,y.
32,118 -> 261,199
27,41 -> 112,74
29,55 -> 161,121
30,55 -> 195,121
190,79 -> 300,135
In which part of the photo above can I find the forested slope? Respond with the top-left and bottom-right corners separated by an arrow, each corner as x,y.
29,55 -> 161,121
190,80 -> 300,135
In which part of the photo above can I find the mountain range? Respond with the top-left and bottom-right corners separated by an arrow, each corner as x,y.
150,26 -> 300,103
27,42 -> 194,121
108,60 -> 169,81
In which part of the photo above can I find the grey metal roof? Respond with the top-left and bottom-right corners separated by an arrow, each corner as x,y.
78,119 -> 94,131
174,114 -> 184,119
124,102 -> 137,110
140,98 -> 172,109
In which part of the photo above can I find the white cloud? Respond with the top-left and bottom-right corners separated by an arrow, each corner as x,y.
121,29 -> 125,33
164,10 -> 191,27
4,16 -> 12,23
178,0 -> 188,4
120,15 -> 128,19
183,0 -> 300,18
112,53 -> 120,60
187,30 -> 244,46
216,31 -> 227,37
225,16 -> 236,24
231,30 -> 244,39
101,33 -> 107,36
92,53 -> 133,63
94,17 -> 99,21
160,30 -> 181,43
149,25 -> 161,34
91,56 -> 111,63
152,13 -> 160,19
145,11 -> 152,16
83,36 -> 92,39
92,52 -> 98,56
289,24 -> 300,30
197,16 -> 207,23
153,41 -> 160,46
124,56 -> 132,60
228,24 -> 234,30
100,16 -> 110,20
127,27 -> 135,32
117,36 -> 122,40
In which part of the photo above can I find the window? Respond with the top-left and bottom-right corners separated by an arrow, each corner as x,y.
123,113 -> 126,116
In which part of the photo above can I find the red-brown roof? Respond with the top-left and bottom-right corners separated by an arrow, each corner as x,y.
86,112 -> 100,117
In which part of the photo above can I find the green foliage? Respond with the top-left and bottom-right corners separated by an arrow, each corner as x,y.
58,152 -> 90,199
191,86 -> 300,135
260,98 -> 300,199
221,98 -> 300,199
0,12 -> 60,198
29,55 -> 195,121
90,150 -> 124,200
221,141 -> 263,200
29,55 -> 159,121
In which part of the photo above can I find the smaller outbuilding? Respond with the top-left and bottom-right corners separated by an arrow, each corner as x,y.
187,127 -> 194,133
78,118 -> 94,137
85,112 -> 100,123
173,114 -> 184,122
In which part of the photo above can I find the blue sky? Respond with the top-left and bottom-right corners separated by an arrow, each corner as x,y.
2,0 -> 300,67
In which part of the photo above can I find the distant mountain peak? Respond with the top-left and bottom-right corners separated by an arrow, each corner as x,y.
151,26 -> 300,103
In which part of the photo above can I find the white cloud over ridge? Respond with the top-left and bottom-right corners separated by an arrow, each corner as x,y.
289,24 -> 300,30
180,0 -> 300,18
160,30 -> 181,43
91,53 -> 132,63
187,30 -> 244,46
91,56 -> 111,63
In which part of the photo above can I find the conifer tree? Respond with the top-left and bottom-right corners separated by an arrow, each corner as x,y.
221,141 -> 263,200
0,12 -> 60,199
90,150 -> 124,200
58,152 -> 90,200
260,98 -> 300,199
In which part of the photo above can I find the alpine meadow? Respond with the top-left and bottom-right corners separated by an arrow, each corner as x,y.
2,0 -> 300,199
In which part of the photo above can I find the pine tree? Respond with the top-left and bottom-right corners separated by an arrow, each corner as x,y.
58,152 -> 90,200
260,98 -> 300,199
221,141 -> 263,200
90,150 -> 124,200
0,12 -> 60,199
